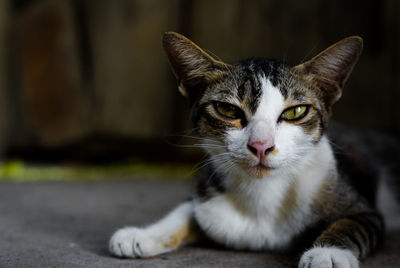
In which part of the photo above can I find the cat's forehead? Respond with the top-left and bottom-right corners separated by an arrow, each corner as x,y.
201,57 -> 312,108
236,57 -> 288,86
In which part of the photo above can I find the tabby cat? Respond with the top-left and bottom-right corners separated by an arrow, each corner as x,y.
109,32 -> 386,268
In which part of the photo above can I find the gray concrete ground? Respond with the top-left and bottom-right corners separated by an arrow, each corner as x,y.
0,179 -> 399,268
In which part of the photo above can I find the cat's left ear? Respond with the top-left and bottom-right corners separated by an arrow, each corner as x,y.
292,36 -> 363,107
163,32 -> 233,99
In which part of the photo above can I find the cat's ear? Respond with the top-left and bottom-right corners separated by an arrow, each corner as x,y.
292,36 -> 363,107
163,32 -> 231,98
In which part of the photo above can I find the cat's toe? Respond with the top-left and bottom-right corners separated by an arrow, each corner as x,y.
109,227 -> 168,258
109,227 -> 146,258
299,247 -> 359,268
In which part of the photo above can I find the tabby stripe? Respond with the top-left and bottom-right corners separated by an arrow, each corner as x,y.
249,76 -> 262,114
316,109 -> 325,132
353,223 -> 369,255
347,213 -> 384,256
338,222 -> 366,257
323,226 -> 359,253
345,226 -> 365,257
191,103 -> 206,130
350,213 -> 384,238
349,217 -> 375,255
237,80 -> 247,102
299,113 -> 319,136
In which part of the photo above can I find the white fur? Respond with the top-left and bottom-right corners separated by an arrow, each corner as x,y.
254,78 -> 286,124
299,247 -> 359,268
109,202 -> 193,258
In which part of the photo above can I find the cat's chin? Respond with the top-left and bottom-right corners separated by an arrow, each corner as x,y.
244,164 -> 271,178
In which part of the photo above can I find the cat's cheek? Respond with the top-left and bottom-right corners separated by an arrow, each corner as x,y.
225,129 -> 252,158
225,129 -> 247,147
273,125 -> 303,159
204,145 -> 225,157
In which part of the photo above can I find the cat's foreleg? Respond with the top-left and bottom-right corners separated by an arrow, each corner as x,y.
299,212 -> 384,268
109,201 -> 200,258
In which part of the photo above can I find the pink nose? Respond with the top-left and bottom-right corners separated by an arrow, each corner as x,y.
247,141 -> 275,160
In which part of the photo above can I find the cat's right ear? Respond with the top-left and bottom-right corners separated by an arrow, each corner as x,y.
162,32 -> 230,99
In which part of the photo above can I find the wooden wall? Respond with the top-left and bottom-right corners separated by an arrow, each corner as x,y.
0,0 -> 7,157
3,0 -> 400,161
189,0 -> 400,131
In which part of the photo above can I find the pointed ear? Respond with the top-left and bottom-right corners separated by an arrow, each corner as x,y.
163,32 -> 231,98
292,36 -> 363,107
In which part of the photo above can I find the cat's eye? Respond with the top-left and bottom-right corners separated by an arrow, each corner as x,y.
213,102 -> 242,120
280,105 -> 309,121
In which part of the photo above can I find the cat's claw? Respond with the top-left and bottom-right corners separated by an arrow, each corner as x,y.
109,227 -> 167,258
299,247 -> 359,268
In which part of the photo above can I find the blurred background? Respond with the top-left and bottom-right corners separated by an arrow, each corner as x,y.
0,0 -> 399,173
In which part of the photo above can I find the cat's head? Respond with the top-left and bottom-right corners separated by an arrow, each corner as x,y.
163,32 -> 362,178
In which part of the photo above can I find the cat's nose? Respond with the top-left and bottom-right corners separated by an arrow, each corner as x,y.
247,141 -> 275,160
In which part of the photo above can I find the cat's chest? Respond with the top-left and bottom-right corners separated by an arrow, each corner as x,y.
193,165 -> 334,250
194,196 -> 293,250
193,185 -> 313,250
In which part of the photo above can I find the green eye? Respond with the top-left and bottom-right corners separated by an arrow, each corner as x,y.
214,102 -> 241,119
281,105 -> 309,121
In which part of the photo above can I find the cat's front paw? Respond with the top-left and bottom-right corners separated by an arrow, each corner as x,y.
109,227 -> 168,258
299,247 -> 359,268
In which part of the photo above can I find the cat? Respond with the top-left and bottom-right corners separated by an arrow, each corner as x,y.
109,32 -> 389,268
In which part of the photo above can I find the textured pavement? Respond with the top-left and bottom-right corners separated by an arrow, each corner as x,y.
0,179 -> 399,268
